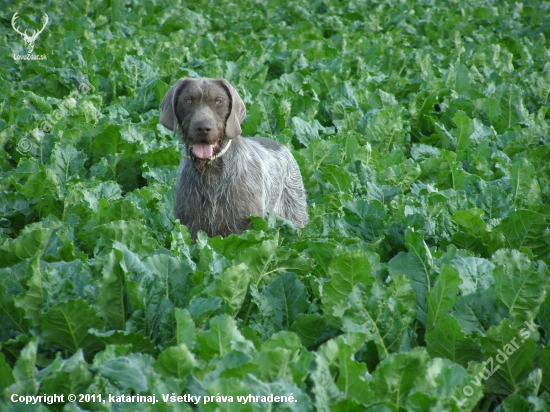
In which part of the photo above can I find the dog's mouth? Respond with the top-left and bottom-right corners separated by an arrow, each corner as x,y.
191,142 -> 218,159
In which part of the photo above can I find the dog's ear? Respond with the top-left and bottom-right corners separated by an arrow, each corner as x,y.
216,79 -> 246,139
159,78 -> 191,131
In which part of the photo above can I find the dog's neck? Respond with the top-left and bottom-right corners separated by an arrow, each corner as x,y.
210,138 -> 232,160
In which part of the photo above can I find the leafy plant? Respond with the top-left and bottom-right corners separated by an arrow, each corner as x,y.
1,0 -> 549,410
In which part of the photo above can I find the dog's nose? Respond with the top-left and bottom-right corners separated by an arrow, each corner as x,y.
194,121 -> 212,135
196,126 -> 212,134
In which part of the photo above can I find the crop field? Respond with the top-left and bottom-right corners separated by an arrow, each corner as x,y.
1,0 -> 550,410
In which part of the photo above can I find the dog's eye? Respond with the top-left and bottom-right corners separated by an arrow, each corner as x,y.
186,99 -> 192,104
215,100 -> 222,105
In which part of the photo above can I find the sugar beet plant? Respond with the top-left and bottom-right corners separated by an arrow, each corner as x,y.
1,0 -> 550,411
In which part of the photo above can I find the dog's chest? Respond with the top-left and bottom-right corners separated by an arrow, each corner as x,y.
184,161 -> 260,232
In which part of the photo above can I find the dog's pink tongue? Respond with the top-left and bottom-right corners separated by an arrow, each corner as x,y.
192,143 -> 216,159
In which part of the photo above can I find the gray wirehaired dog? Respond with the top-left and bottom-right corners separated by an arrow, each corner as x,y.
159,78 -> 308,239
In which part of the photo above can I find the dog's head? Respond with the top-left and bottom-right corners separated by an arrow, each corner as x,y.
160,78 -> 246,162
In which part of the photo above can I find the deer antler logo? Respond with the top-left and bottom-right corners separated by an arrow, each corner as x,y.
12,11 -> 49,54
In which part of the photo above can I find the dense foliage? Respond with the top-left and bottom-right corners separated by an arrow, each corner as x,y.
1,0 -> 550,410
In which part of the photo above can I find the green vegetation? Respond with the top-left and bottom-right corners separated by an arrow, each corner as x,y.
1,0 -> 549,410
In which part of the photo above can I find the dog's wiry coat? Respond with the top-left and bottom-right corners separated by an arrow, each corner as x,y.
160,78 -> 308,239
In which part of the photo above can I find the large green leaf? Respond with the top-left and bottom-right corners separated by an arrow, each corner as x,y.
426,265 -> 461,330
3,339 -> 38,397
369,347 -> 429,409
198,315 -> 251,361
206,263 -> 250,314
321,250 -> 374,322
498,209 -> 550,262
0,284 -> 29,342
480,318 -> 537,395
154,344 -> 197,380
97,249 -> 126,330
0,223 -> 54,268
425,315 -> 483,367
388,230 -> 434,324
342,279 -> 415,359
40,350 -> 93,400
509,157 -> 542,207
40,299 -> 104,356
493,249 -> 549,328
250,272 -> 309,339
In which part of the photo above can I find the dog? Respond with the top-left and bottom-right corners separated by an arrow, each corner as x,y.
159,78 -> 308,239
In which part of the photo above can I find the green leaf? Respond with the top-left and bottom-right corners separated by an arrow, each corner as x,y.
16,165 -> 62,219
318,164 -> 354,196
0,223 -> 54,268
486,84 -> 527,133
188,296 -> 223,326
92,355 -> 149,392
198,315 -> 250,361
291,314 -> 326,348
440,149 -> 469,190
234,236 -> 278,286
450,253 -> 495,295
4,338 -> 38,397
333,337 -> 370,404
93,220 -> 159,255
452,110 -> 474,155
447,64 -> 471,97
480,318 -> 537,395
40,350 -> 93,399
49,143 -> 87,185
299,240 -> 340,278
175,308 -> 196,349
498,210 -> 550,262
453,290 -> 507,334
425,315 -> 483,367
40,298 -> 104,356
144,253 -> 194,307
342,281 -> 415,359
292,116 -> 325,146
0,284 -> 29,341
540,345 -> 550,392
0,353 -> 15,391
475,184 -> 513,220
97,249 -> 126,330
241,374 -> 313,411
88,122 -> 143,191
154,344 -> 197,380
311,351 -> 343,411
322,250 -> 374,321
510,157 -> 542,207
388,230 -> 434,324
342,199 -> 386,242
91,330 -> 155,355
369,347 -> 429,409
254,347 -> 295,382
405,357 -> 485,411
299,138 -> 341,168
250,272 -> 309,339
206,263 -> 250,314
426,265 -> 461,330
362,106 -> 407,153
493,249 -> 549,328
